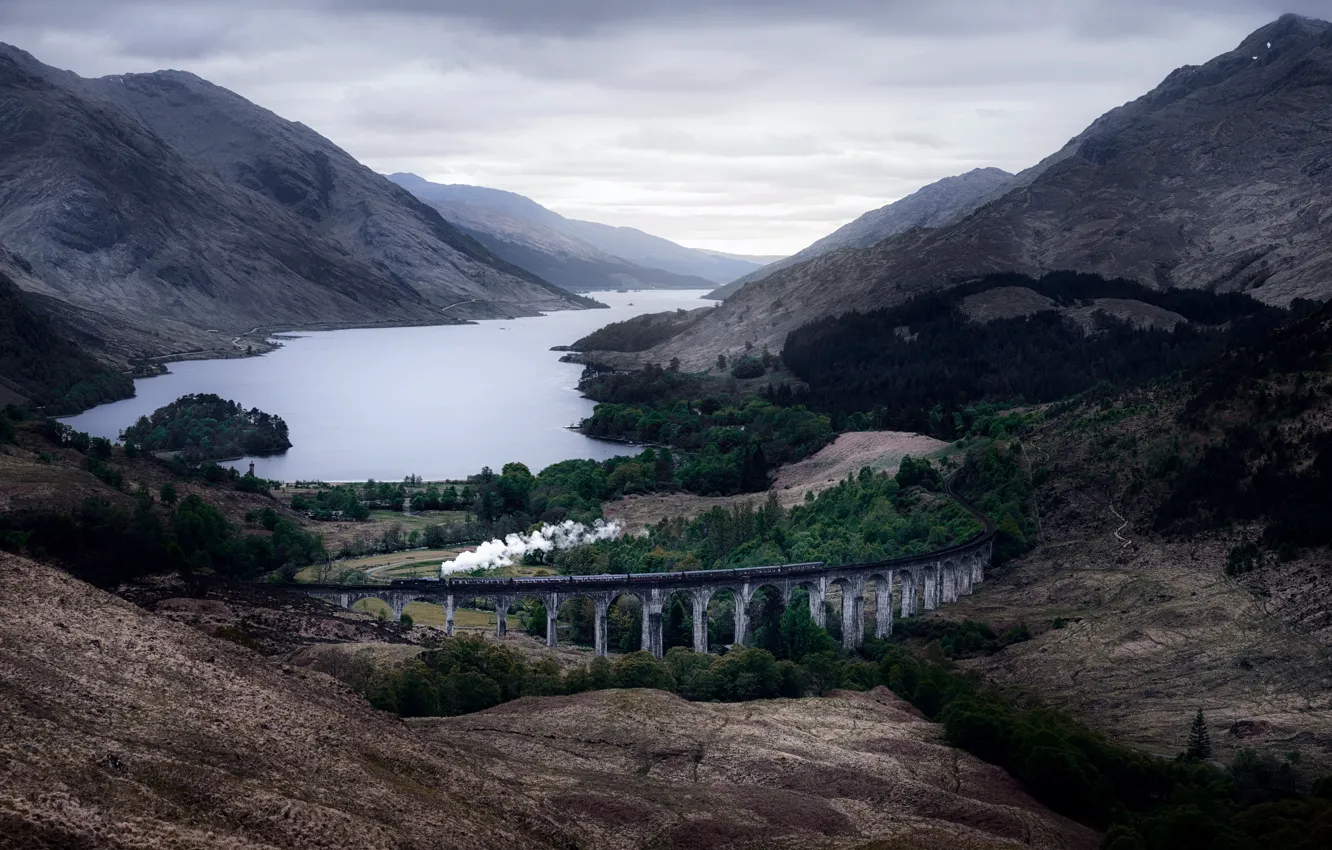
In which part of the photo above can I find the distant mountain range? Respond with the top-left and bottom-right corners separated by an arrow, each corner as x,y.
707,167 -> 1014,300
621,14 -> 1332,369
0,44 -> 597,366
388,174 -> 767,292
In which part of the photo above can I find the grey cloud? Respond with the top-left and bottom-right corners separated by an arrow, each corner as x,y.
317,0 -> 1303,37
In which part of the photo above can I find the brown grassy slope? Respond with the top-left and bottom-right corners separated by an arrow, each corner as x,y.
0,554 -> 1097,850
0,554 -> 570,850
0,421 -> 305,528
427,688 -> 1098,850
939,392 -> 1332,771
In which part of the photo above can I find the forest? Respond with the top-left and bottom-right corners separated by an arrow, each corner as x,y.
576,360 -> 709,405
546,454 -> 981,577
1153,301 -> 1332,550
579,396 -> 833,494
565,307 -> 706,352
778,271 -> 1308,438
0,271 -> 134,415
121,393 -> 292,460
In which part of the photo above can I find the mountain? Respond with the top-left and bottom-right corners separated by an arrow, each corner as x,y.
629,15 -> 1332,369
564,217 -> 763,283
0,45 -> 594,362
707,166 -> 1014,300
389,173 -> 766,290
697,249 -> 787,264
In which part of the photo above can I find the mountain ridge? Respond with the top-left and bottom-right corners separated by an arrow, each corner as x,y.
389,172 -> 764,290
622,14 -> 1332,368
708,166 -> 1015,300
0,44 -> 595,362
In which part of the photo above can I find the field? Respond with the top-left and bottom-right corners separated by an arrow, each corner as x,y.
351,598 -> 497,630
309,508 -> 471,552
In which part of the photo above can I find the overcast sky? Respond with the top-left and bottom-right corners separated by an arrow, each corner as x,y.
2,0 -> 1327,254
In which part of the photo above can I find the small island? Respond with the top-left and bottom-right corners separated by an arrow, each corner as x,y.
121,393 -> 291,461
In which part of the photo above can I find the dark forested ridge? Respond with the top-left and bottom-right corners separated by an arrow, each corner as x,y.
1154,301 -> 1332,550
566,308 -> 708,353
121,394 -> 292,460
779,271 -> 1308,437
0,272 -> 134,414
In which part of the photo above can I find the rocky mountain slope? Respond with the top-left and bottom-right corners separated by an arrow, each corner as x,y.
636,14 -> 1332,368
0,553 -> 1098,849
389,173 -> 762,290
707,167 -> 1014,300
0,45 -> 594,361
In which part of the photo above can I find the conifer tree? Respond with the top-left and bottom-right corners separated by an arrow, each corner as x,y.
1186,709 -> 1213,760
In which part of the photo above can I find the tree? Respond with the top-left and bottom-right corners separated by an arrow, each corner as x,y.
396,663 -> 439,717
159,483 -> 178,507
655,448 -> 675,485
1186,709 -> 1213,760
498,462 -> 535,515
526,601 -> 548,638
522,658 -> 564,696
776,597 -> 837,662
707,647 -> 780,701
588,656 -> 613,690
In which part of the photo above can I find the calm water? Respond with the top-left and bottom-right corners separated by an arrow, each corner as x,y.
63,290 -> 712,481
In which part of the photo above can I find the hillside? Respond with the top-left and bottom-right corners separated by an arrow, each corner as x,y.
389,173 -> 761,289
777,271 -> 1297,434
707,167 -> 1014,300
633,15 -> 1332,368
0,45 -> 594,362
932,301 -> 1332,771
0,271 -> 133,414
0,553 -> 1098,849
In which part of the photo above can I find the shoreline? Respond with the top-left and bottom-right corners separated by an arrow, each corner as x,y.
124,292 -> 617,370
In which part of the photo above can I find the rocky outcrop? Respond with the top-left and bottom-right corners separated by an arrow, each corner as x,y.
0,45 -> 594,360
642,15 -> 1332,368
390,173 -> 762,290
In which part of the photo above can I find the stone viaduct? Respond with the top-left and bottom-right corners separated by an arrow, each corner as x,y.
287,488 -> 996,659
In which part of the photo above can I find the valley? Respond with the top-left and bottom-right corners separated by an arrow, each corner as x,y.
5,10 -> 1332,850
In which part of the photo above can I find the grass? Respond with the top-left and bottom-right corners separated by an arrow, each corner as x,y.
374,561 -> 447,579
367,510 -> 470,530
350,599 -> 501,631
291,549 -> 467,583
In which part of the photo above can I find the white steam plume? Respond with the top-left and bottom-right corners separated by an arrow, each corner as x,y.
441,519 -> 622,575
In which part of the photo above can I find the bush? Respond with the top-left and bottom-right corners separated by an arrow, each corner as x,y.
707,647 -> 781,701
236,474 -> 271,495
729,357 -> 765,379
611,651 -> 676,691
